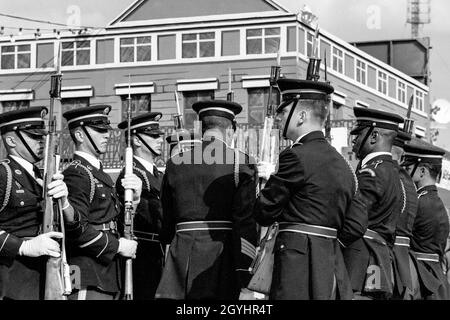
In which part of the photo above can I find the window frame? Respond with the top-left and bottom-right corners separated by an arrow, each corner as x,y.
182,32 -> 215,59
1,44 -> 32,70
397,81 -> 407,104
332,46 -> 344,74
356,59 -> 367,85
246,27 -> 281,55
377,70 -> 388,95
119,36 -> 152,63
61,40 -> 91,66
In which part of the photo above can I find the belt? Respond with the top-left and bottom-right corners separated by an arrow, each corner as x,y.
394,236 -> 410,247
278,222 -> 337,239
176,221 -> 233,233
92,221 -> 117,232
134,230 -> 160,243
363,229 -> 387,245
412,251 -> 440,263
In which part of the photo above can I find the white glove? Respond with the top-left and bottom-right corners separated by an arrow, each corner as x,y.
19,232 -> 63,258
257,162 -> 276,181
47,173 -> 70,208
121,174 -> 143,203
118,238 -> 138,258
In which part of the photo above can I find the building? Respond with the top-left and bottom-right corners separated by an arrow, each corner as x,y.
0,0 -> 432,170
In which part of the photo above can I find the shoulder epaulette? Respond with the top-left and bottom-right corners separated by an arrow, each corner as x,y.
358,168 -> 376,177
0,159 -> 12,213
290,142 -> 303,149
418,191 -> 428,199
68,160 -> 95,203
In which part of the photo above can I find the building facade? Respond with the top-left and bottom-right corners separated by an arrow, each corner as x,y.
0,0 -> 431,169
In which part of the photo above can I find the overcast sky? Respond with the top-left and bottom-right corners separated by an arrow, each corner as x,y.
1,0 -> 449,147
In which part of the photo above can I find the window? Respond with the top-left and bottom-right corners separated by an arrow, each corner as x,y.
120,36 -> 151,63
61,98 -> 90,129
121,94 -> 151,121
246,28 -> 280,55
332,47 -> 344,74
356,60 -> 367,85
415,91 -> 424,112
306,32 -> 314,57
398,81 -> 406,104
377,71 -> 388,95
1,44 -> 31,69
182,90 -> 215,128
1,100 -> 30,112
182,32 -> 215,58
248,88 -> 280,125
62,41 -> 90,66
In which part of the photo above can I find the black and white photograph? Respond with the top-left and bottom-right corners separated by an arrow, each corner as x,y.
0,0 -> 450,311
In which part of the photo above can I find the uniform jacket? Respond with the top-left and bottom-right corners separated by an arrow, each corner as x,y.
341,154 -> 403,297
63,154 -> 121,294
116,157 -> 164,299
156,137 -> 258,300
410,185 -> 449,299
0,156 -> 44,299
254,131 -> 356,300
392,167 -> 418,297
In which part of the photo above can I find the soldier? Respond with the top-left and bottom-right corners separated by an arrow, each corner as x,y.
62,105 -> 142,300
403,141 -> 450,300
339,107 -> 404,300
156,100 -> 258,300
391,131 -> 419,299
166,129 -> 202,158
0,107 -> 79,300
254,79 -> 357,300
116,112 -> 165,300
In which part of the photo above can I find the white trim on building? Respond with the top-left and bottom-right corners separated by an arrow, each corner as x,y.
242,75 -> 270,88
0,89 -> 34,101
114,82 -> 155,95
61,85 -> 94,98
176,78 -> 218,91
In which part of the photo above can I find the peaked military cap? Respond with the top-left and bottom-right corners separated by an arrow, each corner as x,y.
276,78 -> 334,113
166,129 -> 201,145
0,106 -> 48,136
192,100 -> 242,121
403,141 -> 446,166
393,130 -> 412,148
118,112 -> 164,136
350,107 -> 404,135
63,105 -> 112,131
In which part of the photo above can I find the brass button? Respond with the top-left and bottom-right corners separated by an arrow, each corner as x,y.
20,201 -> 25,206
102,194 -> 105,197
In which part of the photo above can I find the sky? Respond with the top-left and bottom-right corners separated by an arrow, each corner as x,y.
1,0 -> 449,147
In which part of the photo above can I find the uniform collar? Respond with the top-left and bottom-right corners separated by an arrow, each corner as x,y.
362,152 -> 392,168
134,156 -> 155,175
10,155 -> 35,178
293,131 -> 325,145
416,185 -> 437,193
74,151 -> 101,170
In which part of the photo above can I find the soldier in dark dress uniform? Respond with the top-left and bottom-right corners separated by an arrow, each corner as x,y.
116,112 -> 165,300
254,79 -> 357,300
339,107 -> 404,300
0,107 -> 79,300
156,100 -> 258,300
62,105 -> 142,300
390,131 -> 420,299
403,141 -> 450,300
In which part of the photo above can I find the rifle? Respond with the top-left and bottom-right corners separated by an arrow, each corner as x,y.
227,68 -> 239,149
123,75 -> 135,300
403,95 -> 415,134
324,50 -> 332,142
259,51 -> 281,177
42,42 -> 72,300
173,90 -> 187,154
